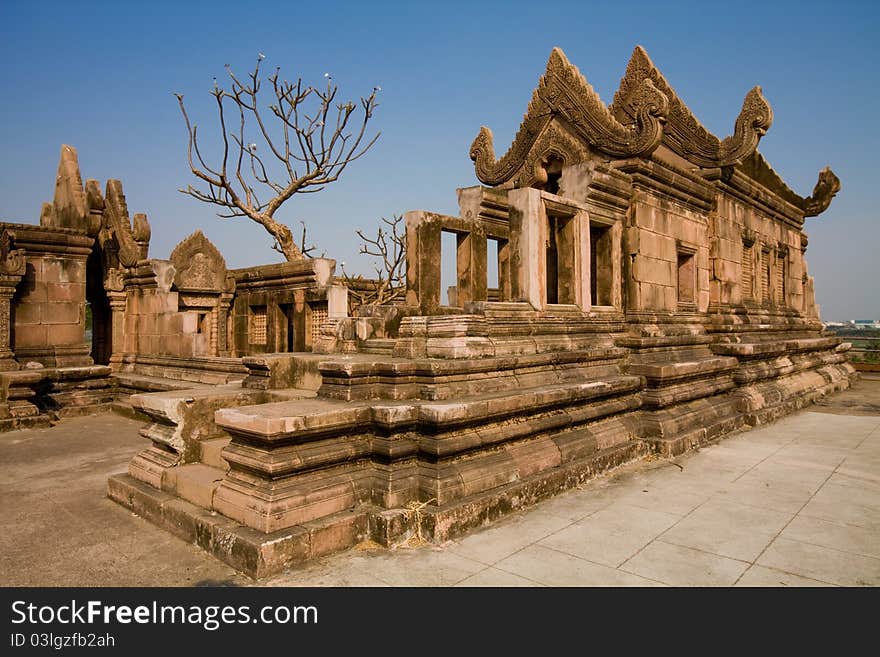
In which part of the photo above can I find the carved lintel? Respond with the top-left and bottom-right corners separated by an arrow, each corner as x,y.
470,47 -> 668,187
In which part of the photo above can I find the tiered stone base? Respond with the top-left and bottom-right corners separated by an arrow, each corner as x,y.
107,308 -> 858,578
108,439 -> 644,578
0,364 -> 115,431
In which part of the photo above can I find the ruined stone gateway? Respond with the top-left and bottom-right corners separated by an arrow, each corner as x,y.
3,46 -> 853,577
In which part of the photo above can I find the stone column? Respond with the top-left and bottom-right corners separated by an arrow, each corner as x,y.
217,293 -> 234,356
104,268 -> 127,370
0,231 -> 26,371
404,210 -> 442,314
107,292 -> 127,370
0,286 -> 20,371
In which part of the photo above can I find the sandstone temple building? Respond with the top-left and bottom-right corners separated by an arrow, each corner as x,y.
0,47 -> 853,577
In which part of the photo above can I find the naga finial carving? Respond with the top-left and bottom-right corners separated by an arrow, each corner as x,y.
803,167 -> 841,217
103,180 -> 144,269
470,47 -> 668,187
612,46 -> 772,168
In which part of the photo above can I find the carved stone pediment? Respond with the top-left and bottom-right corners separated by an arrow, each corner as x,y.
169,231 -> 232,293
470,47 -> 668,187
612,46 -> 772,168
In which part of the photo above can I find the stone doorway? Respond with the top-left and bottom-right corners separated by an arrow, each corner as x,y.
86,249 -> 112,365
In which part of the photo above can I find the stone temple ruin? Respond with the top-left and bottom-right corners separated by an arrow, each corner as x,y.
1,47 -> 854,577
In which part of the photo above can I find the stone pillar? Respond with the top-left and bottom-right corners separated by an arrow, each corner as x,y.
0,230 -> 26,371
105,269 -> 127,370
107,292 -> 127,370
0,286 -> 20,371
507,188 -> 544,309
455,228 -> 487,306
404,211 -> 442,314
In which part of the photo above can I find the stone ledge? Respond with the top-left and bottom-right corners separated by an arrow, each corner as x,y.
711,336 -> 840,358
626,357 -> 738,383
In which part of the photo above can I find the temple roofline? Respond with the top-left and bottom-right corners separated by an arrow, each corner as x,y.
468,46 -> 839,217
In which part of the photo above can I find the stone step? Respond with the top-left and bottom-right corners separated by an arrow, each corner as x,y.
361,338 -> 395,355
113,373 -> 213,393
200,438 -> 231,470
161,464 -> 226,510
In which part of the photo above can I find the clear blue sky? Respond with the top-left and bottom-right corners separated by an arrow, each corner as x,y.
1,0 -> 877,320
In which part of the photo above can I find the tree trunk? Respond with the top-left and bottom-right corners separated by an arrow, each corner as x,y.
264,218 -> 303,261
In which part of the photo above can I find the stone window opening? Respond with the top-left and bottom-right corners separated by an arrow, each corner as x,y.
440,230 -> 459,306
249,305 -> 267,345
196,312 -> 209,335
774,248 -> 787,306
545,211 -> 576,306
741,236 -> 755,302
590,221 -> 614,307
307,301 -> 328,350
677,247 -> 696,308
487,238 -> 500,301
760,246 -> 771,304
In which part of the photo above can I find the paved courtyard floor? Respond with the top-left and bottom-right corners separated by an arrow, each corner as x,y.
2,376 -> 879,587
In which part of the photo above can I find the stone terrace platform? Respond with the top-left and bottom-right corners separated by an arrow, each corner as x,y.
2,376 -> 879,587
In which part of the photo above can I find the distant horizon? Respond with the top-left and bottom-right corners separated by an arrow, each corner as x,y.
1,0 -> 877,320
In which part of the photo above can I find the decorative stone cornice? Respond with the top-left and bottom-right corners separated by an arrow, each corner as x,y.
611,46 -> 773,168
470,47 -> 669,187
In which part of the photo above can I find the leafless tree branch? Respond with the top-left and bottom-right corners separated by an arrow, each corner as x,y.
176,55 -> 381,261
341,214 -> 406,311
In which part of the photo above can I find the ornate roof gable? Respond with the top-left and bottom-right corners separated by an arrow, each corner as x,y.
470,47 -> 669,186
611,46 -> 773,168
170,230 -> 231,292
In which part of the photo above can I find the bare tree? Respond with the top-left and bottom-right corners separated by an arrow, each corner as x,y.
175,54 -> 380,261
341,215 -> 407,310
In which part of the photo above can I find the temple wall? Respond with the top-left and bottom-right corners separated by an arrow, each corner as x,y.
710,192 -> 805,311
124,286 -> 212,359
6,224 -> 94,367
230,258 -> 346,356
625,190 -> 710,313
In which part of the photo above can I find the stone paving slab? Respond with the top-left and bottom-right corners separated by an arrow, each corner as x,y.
1,377 -> 879,587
